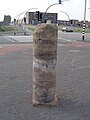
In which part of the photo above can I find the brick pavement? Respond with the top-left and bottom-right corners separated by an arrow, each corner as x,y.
65,41 -> 90,46
1,41 -> 90,56
0,44 -> 33,55
0,41 -> 90,55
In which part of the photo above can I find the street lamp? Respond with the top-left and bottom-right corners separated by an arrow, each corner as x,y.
16,12 -> 25,25
42,0 -> 69,23
20,8 -> 38,25
82,0 -> 87,40
42,1 -> 61,23
20,8 -> 38,35
45,3 -> 60,13
45,0 -> 70,13
59,11 -> 70,20
59,11 -> 71,26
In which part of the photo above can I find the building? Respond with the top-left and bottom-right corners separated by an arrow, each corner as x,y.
25,12 -> 90,28
0,15 -> 11,26
57,19 -> 79,26
69,19 -> 79,26
79,20 -> 89,27
26,12 -> 57,25
57,20 -> 70,26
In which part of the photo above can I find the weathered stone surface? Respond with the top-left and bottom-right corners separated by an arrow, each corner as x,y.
33,23 -> 57,60
32,23 -> 58,106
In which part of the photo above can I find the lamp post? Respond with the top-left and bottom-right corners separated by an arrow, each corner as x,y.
59,11 -> 71,26
45,0 -> 69,13
45,3 -> 60,13
82,0 -> 87,40
20,8 -> 38,25
59,11 -> 70,20
16,12 -> 25,25
42,0 -> 69,23
42,1 -> 61,23
20,8 -> 38,35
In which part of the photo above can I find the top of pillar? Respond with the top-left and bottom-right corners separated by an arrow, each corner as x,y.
34,23 -> 58,33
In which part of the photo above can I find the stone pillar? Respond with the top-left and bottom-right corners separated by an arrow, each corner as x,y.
33,23 -> 58,106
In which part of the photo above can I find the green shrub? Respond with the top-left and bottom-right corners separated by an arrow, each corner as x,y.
0,26 -> 16,32
28,27 -> 35,31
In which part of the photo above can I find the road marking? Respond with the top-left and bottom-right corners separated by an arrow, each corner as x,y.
7,36 -> 33,42
76,45 -> 82,47
67,40 -> 72,41
68,50 -> 80,53
58,37 -> 77,42
58,44 -> 67,47
71,59 -> 90,71
4,36 -> 15,42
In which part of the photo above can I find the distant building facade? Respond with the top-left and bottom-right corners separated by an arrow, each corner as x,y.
57,19 -> 90,28
0,15 -> 11,26
26,12 -> 57,25
57,19 -> 79,26
57,20 -> 70,26
3,15 -> 11,25
25,11 -> 90,28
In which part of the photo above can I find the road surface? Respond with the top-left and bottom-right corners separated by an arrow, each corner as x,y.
0,36 -> 33,44
58,31 -> 90,42
0,41 -> 90,120
0,31 -> 90,44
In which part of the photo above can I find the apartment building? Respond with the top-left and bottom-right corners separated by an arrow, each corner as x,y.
26,12 -> 57,25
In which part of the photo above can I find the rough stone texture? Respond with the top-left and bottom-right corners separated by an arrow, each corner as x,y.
32,23 -> 58,106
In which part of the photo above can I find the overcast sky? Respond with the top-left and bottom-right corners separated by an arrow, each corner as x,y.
0,0 -> 90,21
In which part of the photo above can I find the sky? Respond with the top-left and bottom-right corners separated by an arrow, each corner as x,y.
0,0 -> 90,22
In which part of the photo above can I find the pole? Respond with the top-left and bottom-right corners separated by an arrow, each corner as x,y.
82,0 -> 87,40
42,0 -> 69,23
42,3 -> 59,23
45,3 -> 59,13
20,8 -> 38,25
59,11 -> 70,20
20,8 -> 38,35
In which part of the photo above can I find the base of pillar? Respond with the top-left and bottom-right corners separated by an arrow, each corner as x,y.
32,94 -> 58,107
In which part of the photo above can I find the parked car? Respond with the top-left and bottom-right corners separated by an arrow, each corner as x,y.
62,27 -> 73,32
